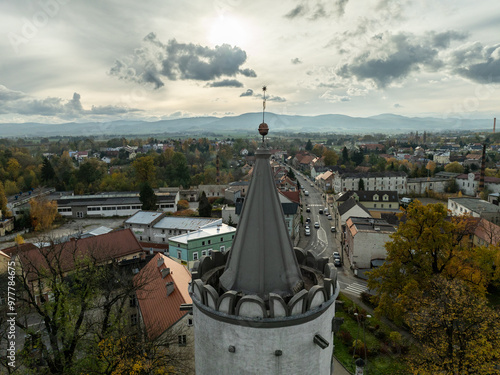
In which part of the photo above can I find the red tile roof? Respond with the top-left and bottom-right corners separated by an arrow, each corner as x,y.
281,191 -> 300,204
15,229 -> 143,281
135,254 -> 192,340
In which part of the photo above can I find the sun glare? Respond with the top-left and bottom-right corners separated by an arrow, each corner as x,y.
209,15 -> 248,46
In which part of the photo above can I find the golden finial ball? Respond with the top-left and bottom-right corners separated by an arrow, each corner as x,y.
259,123 -> 269,136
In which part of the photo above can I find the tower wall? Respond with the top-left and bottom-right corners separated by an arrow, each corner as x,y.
193,294 -> 337,375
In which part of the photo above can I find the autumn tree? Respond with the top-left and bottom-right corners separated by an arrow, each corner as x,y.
406,277 -> 500,375
139,182 -> 157,211
29,197 -> 58,231
323,149 -> 339,166
0,181 -> 9,217
445,161 -> 464,174
198,191 -> 212,217
177,199 -> 189,211
367,201 -> 488,323
133,155 -> 157,186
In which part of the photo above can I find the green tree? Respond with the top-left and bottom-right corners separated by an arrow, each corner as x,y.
305,139 -> 313,151
0,181 -> 9,217
341,147 -> 349,164
406,277 -> 500,375
287,168 -> 296,180
198,191 -> 212,217
351,149 -> 364,166
139,182 -> 157,211
358,178 -> 365,191
41,157 -> 56,183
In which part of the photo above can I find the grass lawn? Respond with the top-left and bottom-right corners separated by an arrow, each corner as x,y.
334,293 -> 409,375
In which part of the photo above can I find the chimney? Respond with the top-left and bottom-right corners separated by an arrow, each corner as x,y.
494,118 -> 497,134
161,268 -> 170,279
478,143 -> 486,195
166,281 -> 175,296
216,154 -> 220,185
157,256 -> 164,267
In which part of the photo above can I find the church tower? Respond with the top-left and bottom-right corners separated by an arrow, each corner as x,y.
189,94 -> 339,374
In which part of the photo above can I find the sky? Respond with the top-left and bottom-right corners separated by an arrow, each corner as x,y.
0,0 -> 499,125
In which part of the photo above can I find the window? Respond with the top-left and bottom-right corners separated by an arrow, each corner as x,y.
374,204 -> 377,208
177,250 -> 182,259
220,246 -> 225,253
131,314 -> 138,326
187,318 -> 193,327
208,249 -> 213,255
381,204 -> 384,208
178,335 -> 187,346
202,241 -> 205,246
221,237 -> 224,242
208,240 -> 211,245
129,295 -> 137,307
202,250 -> 207,257
193,252 -> 199,261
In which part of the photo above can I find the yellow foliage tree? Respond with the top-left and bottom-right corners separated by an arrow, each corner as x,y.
29,197 -> 58,232
0,181 -> 10,217
368,201 -> 490,323
14,234 -> 25,245
406,277 -> 500,374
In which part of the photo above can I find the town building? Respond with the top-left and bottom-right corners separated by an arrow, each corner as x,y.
448,197 -> 500,225
406,176 -> 449,194
168,222 -> 236,268
134,254 -> 194,372
335,190 -> 399,218
335,197 -> 372,240
0,210 -> 14,237
124,211 -> 219,245
56,190 -> 179,218
456,173 -> 500,196
344,217 -> 396,270
190,138 -> 339,374
7,187 -> 56,218
333,171 -> 407,195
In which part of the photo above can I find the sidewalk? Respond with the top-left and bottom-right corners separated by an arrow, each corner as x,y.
333,356 -> 352,375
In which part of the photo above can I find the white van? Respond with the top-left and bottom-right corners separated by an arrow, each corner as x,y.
304,190 -> 309,196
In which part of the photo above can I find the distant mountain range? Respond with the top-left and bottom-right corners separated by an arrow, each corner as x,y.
0,113 -> 494,138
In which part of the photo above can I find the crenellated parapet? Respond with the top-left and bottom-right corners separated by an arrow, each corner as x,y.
190,248 -> 338,321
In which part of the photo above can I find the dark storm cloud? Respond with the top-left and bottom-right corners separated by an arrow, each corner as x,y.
0,87 -> 141,118
240,89 -> 254,97
110,33 -> 256,89
291,58 -> 302,64
208,79 -> 244,88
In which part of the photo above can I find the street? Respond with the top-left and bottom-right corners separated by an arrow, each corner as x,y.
293,169 -> 369,298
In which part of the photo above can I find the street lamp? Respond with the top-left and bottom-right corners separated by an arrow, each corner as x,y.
353,313 -> 372,373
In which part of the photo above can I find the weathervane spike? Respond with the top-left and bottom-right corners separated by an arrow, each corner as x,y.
258,85 -> 269,145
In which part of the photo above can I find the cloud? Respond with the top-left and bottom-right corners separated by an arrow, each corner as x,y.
335,31 -> 464,88
333,0 -> 349,17
285,5 -> 307,19
320,90 -> 351,102
240,89 -> 254,97
0,87 -> 141,119
239,88 -> 286,102
109,33 -> 256,89
449,43 -> 500,83
393,103 -> 403,108
291,58 -> 302,64
208,79 -> 244,88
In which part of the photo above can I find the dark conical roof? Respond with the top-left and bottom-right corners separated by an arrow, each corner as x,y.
219,147 -> 303,299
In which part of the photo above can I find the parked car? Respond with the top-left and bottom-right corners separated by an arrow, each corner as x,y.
331,226 -> 336,233
314,222 -> 320,228
306,217 -> 311,223
333,258 -> 341,267
327,214 -> 332,220
306,207 -> 311,213
319,209 -> 323,214
333,251 -> 340,259
305,228 -> 311,236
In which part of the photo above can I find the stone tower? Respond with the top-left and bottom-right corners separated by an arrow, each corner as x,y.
190,124 -> 339,375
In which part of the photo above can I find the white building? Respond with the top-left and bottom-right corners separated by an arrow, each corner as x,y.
448,197 -> 500,225
333,171 -> 407,195
456,173 -> 500,196
406,177 -> 449,194
345,217 -> 396,269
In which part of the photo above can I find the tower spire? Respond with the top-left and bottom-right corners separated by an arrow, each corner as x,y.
220,109 -> 303,300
